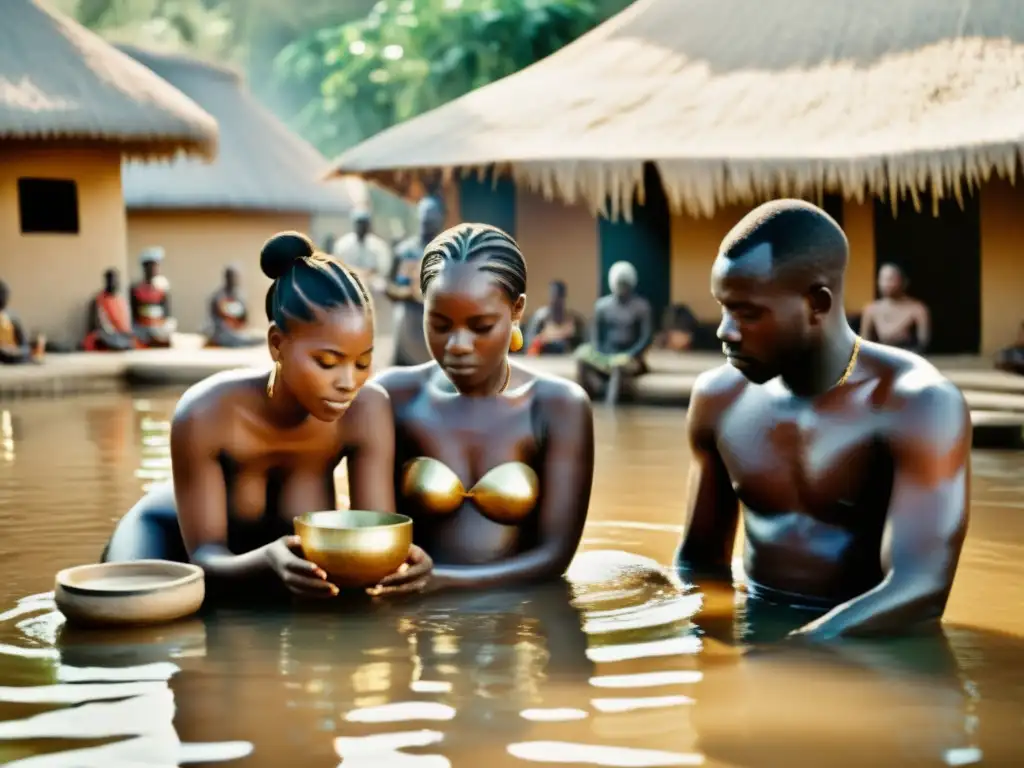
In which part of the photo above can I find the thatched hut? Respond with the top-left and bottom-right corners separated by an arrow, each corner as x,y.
329,0 -> 1024,355
0,0 -> 217,347
118,45 -> 361,334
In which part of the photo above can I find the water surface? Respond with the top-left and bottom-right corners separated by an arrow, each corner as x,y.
0,390 -> 1022,766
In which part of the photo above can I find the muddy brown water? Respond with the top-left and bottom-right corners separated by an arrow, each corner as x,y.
0,389 -> 1021,766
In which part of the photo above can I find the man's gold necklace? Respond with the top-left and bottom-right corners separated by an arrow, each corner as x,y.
834,336 -> 862,388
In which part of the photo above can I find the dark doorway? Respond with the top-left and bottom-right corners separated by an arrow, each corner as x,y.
459,168 -> 517,237
872,192 -> 981,354
597,163 -> 671,330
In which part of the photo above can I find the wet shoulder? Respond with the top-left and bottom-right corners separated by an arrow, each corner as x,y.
691,363 -> 750,404
865,343 -> 969,442
343,381 -> 393,439
171,368 -> 264,437
688,363 -> 749,434
526,366 -> 593,433
527,366 -> 590,410
372,362 -> 437,407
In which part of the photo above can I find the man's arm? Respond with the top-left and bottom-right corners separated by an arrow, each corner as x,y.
791,379 -> 970,641
590,301 -> 606,353
914,302 -> 932,351
674,372 -> 741,582
624,299 -> 654,359
859,305 -> 875,342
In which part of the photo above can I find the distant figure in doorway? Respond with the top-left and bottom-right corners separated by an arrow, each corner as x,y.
83,268 -> 137,352
860,263 -> 930,353
332,209 -> 391,293
994,322 -> 1024,376
130,247 -> 176,348
204,265 -> 263,348
525,280 -> 585,355
0,281 -> 44,364
575,261 -> 653,405
387,196 -> 445,366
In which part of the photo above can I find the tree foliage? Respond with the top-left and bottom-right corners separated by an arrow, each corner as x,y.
274,0 -> 605,157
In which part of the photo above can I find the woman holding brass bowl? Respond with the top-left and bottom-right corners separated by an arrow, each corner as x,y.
102,232 -> 432,600
371,223 -> 595,596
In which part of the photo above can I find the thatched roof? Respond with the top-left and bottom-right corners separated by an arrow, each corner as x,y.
329,0 -> 1024,218
119,45 -> 353,214
0,0 -> 217,160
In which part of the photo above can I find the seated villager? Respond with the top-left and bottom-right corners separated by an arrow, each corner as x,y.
371,223 -> 594,596
994,322 -> 1024,375
0,280 -> 44,364
655,303 -> 699,352
859,263 -> 930,353
676,199 -> 970,642
524,280 -> 585,355
204,264 -> 263,348
130,247 -> 176,349
83,268 -> 137,351
574,261 -> 653,404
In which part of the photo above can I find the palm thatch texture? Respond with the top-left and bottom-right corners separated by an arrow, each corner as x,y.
119,45 -> 354,214
0,0 -> 217,160
328,0 -> 1024,218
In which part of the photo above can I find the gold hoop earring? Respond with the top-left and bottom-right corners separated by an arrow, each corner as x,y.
509,324 -> 524,353
267,361 -> 281,399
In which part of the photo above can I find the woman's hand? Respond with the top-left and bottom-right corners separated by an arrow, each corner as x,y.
367,544 -> 436,597
265,535 -> 339,598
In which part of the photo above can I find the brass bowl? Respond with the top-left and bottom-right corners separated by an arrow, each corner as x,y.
294,510 -> 413,589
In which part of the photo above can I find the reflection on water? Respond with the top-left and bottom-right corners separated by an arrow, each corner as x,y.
0,390 -> 1021,765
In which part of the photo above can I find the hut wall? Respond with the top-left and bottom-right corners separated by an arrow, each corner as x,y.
980,178 -> 1024,355
514,188 -> 600,318
126,210 -> 312,334
454,180 -> 599,318
0,145 -> 128,348
668,199 -> 877,326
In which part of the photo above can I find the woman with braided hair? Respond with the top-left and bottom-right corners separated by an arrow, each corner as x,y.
102,231 -> 432,601
371,223 -> 595,596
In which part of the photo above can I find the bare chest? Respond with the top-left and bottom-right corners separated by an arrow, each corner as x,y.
872,303 -> 918,337
716,393 -> 886,521
223,421 -> 346,522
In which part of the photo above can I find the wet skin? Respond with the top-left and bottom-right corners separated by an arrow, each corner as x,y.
374,263 -> 595,590
676,247 -> 971,641
169,306 -> 417,596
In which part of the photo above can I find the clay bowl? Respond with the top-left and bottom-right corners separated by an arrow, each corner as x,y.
54,560 -> 205,628
294,510 -> 412,589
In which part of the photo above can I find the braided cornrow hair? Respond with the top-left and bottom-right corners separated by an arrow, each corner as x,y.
260,231 -> 373,331
420,223 -> 527,301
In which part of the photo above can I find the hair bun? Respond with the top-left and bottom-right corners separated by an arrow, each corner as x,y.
260,231 -> 314,280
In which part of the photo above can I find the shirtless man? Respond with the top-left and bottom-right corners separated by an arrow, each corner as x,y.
860,263 -> 930,352
676,200 -> 971,642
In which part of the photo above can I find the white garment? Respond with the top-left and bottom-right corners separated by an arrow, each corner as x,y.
332,232 -> 391,276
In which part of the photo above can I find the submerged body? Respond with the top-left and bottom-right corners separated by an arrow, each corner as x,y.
677,200 -> 971,641
379,361 -> 590,573
682,343 -> 969,612
372,222 -> 595,593
103,231 -> 428,601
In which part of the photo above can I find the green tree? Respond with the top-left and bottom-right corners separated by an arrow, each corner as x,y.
274,0 -> 607,158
